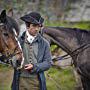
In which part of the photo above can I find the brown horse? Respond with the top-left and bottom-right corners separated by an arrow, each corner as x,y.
0,10 -> 24,69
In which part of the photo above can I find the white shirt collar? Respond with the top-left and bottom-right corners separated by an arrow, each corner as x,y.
26,31 -> 36,43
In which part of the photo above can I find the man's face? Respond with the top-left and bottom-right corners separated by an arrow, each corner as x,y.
27,24 -> 41,36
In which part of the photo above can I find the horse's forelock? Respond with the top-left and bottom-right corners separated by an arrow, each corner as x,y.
5,16 -> 19,36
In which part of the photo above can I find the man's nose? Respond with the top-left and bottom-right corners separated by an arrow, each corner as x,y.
35,27 -> 39,31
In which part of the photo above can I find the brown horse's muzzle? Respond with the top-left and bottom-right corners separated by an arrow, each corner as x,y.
10,53 -> 24,69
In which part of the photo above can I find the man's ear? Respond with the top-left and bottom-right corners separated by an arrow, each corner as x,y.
7,8 -> 13,17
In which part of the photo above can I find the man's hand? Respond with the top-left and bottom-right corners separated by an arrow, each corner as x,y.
24,64 -> 33,70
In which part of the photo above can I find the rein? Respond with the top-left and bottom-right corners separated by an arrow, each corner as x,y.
53,43 -> 90,61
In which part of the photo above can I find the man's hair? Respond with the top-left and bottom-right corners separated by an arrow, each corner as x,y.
25,22 -> 30,27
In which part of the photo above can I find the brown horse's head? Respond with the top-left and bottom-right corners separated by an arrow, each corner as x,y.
0,10 -> 24,69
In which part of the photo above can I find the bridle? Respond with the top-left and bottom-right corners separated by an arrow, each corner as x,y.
52,30 -> 90,62
0,45 -> 22,64
0,23 -> 22,65
53,43 -> 90,62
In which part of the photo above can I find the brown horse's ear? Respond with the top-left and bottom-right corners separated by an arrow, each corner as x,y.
1,10 -> 6,16
0,10 -> 7,23
7,8 -> 13,17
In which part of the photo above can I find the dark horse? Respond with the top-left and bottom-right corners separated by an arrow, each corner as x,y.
0,10 -> 24,69
42,27 -> 90,90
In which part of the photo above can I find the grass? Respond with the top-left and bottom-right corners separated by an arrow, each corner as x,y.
46,67 -> 76,90
0,65 -> 76,90
73,22 -> 90,30
44,21 -> 90,30
0,64 -> 13,90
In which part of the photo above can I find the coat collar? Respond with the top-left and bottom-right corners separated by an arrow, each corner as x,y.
26,31 -> 36,43
21,31 -> 42,43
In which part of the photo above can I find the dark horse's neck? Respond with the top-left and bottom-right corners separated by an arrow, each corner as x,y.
43,26 -> 90,55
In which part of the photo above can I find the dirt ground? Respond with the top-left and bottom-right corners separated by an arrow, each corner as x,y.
0,66 -> 14,90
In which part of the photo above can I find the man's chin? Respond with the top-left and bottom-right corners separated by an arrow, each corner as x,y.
32,33 -> 38,36
29,33 -> 34,36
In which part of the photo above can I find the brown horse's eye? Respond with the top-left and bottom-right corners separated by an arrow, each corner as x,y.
3,33 -> 9,37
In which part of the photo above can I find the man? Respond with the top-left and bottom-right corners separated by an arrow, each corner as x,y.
12,12 -> 52,90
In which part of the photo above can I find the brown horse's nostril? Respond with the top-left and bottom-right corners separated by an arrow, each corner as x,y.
6,51 -> 10,56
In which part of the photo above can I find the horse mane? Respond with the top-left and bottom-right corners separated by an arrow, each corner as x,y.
6,16 -> 20,36
53,26 -> 90,34
7,16 -> 20,35
51,27 -> 90,44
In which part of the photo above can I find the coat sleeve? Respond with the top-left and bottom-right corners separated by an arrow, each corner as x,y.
31,42 -> 52,73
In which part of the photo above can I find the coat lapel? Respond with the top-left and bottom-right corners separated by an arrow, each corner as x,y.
37,34 -> 44,63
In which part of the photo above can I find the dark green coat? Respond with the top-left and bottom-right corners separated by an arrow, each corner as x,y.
12,32 -> 52,90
